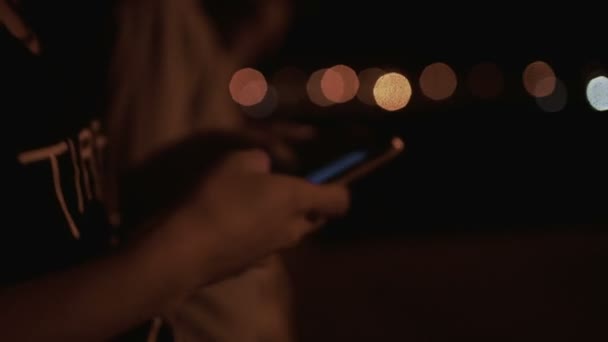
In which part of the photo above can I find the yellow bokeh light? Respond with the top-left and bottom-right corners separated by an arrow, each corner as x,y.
523,61 -> 556,98
373,72 -> 412,111
419,62 -> 457,101
229,68 -> 268,106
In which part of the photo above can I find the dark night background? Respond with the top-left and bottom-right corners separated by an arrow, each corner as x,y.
243,2 -> 608,341
250,2 -> 608,230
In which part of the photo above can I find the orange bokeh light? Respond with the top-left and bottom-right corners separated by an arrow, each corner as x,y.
419,62 -> 457,101
321,64 -> 359,103
307,69 -> 333,107
229,68 -> 268,106
523,61 -> 556,98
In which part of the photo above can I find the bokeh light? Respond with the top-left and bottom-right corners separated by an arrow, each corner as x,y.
523,61 -> 556,97
242,86 -> 278,118
229,68 -> 268,106
536,79 -> 567,112
307,69 -> 333,107
273,67 -> 307,107
373,72 -> 412,111
357,67 -> 384,105
321,64 -> 359,103
320,68 -> 345,104
467,62 -> 504,99
586,76 -> 608,111
419,62 -> 457,101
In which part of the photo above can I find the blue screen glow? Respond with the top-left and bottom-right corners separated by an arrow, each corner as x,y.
306,150 -> 368,184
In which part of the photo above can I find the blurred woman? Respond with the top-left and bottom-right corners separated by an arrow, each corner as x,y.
0,0 -> 348,340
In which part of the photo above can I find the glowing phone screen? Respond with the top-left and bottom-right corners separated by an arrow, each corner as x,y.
306,150 -> 368,184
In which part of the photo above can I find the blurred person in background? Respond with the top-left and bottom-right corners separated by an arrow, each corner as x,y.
0,0 -> 345,341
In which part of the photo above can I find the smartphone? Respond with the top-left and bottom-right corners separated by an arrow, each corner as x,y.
306,136 -> 405,185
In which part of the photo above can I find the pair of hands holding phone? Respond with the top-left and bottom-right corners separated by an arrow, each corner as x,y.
134,121 -> 350,295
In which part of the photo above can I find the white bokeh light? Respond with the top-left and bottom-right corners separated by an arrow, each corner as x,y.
586,76 -> 608,111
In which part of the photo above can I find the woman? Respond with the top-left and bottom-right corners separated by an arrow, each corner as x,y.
0,0 -> 349,340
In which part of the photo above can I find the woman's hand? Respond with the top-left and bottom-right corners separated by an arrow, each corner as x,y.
143,148 -> 349,295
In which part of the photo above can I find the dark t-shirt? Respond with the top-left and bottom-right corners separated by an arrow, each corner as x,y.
0,26 -> 172,341
0,24 -> 114,286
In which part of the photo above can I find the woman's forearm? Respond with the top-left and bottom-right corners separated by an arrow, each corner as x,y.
0,228 -> 199,342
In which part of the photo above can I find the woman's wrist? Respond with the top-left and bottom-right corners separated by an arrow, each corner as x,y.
126,211 -> 218,310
